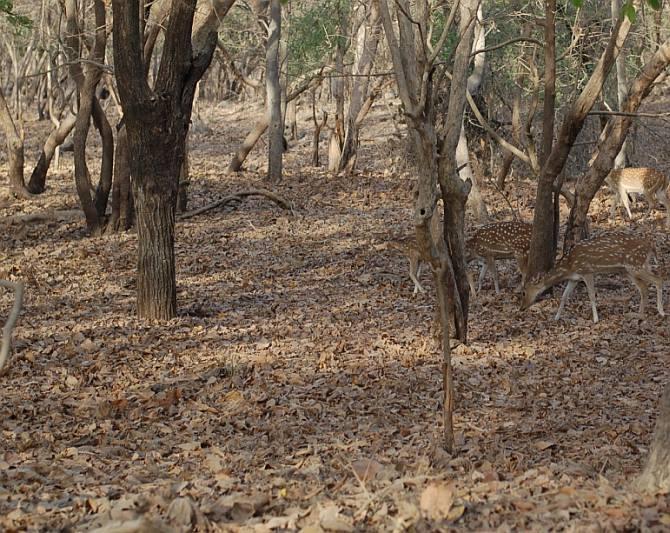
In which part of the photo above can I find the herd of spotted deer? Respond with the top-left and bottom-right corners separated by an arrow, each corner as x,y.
392,167 -> 670,324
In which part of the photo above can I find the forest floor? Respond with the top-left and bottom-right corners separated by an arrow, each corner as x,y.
1,100 -> 669,532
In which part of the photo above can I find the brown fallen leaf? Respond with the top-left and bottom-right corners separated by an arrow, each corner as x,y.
534,440 -> 557,451
319,504 -> 353,532
351,458 -> 383,483
419,482 -> 454,520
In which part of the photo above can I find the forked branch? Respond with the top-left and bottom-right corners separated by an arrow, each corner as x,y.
0,280 -> 24,374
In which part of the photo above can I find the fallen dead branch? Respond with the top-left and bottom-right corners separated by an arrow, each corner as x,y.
178,188 -> 293,220
0,209 -> 82,225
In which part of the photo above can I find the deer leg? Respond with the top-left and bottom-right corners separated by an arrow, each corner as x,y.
477,260 -> 488,292
633,268 -> 665,317
487,257 -> 501,294
655,189 -> 670,227
582,274 -> 599,323
555,280 -> 578,321
409,254 -> 425,295
516,253 -> 529,289
466,270 -> 477,297
626,271 -> 648,316
619,188 -> 633,219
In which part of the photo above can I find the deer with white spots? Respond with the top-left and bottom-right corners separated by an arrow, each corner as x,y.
607,168 -> 670,227
390,220 -> 532,296
466,220 -> 533,294
520,232 -> 664,323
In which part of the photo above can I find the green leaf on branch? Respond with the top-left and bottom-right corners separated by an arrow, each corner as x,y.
647,0 -> 662,10
622,2 -> 637,22
570,0 -> 583,7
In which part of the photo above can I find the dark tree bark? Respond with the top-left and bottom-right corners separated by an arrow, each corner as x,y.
637,383 -> 670,493
91,97 -> 114,219
527,6 -> 636,278
112,0 -> 219,319
564,37 -> 670,250
109,126 -> 133,232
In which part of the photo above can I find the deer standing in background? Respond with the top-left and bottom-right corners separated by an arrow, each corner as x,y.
607,168 -> 670,227
390,220 -> 532,296
466,220 -> 533,294
521,232 -> 664,323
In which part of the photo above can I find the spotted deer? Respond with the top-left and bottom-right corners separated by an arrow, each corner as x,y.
466,220 -> 533,294
520,232 -> 664,323
607,167 -> 670,227
391,220 -> 532,296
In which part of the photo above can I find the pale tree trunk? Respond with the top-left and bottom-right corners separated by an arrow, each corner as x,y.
636,383 -> 670,493
27,111 -> 76,194
527,3 -> 637,279
228,68 -> 328,172
338,0 -> 382,174
266,0 -> 283,182
496,24 -> 532,190
564,37 -> 670,250
0,86 -> 29,198
328,0 -> 347,172
612,0 -> 628,169
458,4 -> 489,223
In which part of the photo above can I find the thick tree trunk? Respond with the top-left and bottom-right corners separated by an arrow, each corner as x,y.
564,37 -> 670,250
27,112 -> 76,194
637,383 -> 670,493
527,7 -> 635,278
113,0 -> 219,319
266,0 -> 283,182
133,159 -> 179,318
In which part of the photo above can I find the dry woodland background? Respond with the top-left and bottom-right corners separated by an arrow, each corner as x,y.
1,99 -> 670,531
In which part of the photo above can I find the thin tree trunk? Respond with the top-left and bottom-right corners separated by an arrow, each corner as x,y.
65,0 -> 107,232
0,86 -> 29,198
27,112 -> 76,194
91,96 -> 113,219
612,0 -> 628,169
266,0 -> 283,182
109,125 -> 133,232
339,0 -> 381,174
527,5 -> 636,278
228,116 -> 269,172
458,5 -> 489,223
